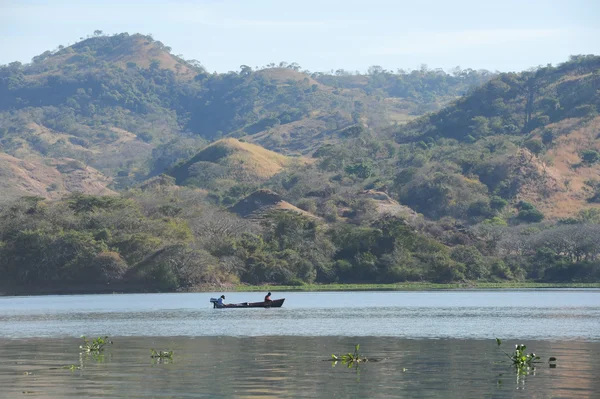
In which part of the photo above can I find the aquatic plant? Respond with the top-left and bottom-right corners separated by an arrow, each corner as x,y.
62,364 -> 81,372
150,349 -> 174,359
495,337 -> 559,381
495,338 -> 540,368
331,344 -> 368,367
79,335 -> 112,353
151,349 -> 174,364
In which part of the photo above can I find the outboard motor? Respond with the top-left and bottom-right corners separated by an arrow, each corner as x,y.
210,298 -> 219,308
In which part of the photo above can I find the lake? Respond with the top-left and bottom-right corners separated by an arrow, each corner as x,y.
1,290 -> 599,398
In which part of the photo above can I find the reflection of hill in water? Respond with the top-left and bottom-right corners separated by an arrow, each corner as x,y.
1,337 -> 599,398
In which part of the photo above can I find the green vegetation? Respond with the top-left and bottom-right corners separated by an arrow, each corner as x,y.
150,349 -> 174,359
331,344 -> 369,367
0,32 -> 491,195
80,335 -> 112,353
496,339 -> 540,368
495,338 -> 555,377
233,282 -> 600,292
1,34 -> 599,292
150,349 -> 174,364
1,190 -> 599,293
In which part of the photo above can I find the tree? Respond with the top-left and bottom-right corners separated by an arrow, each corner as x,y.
345,161 -> 373,178
580,150 -> 600,165
239,65 -> 252,77
450,245 -> 489,280
524,138 -> 543,157
517,201 -> 544,222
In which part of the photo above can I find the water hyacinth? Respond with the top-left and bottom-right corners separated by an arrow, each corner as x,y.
496,338 -> 542,369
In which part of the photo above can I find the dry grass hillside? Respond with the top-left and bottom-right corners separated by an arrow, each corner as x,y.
519,116 -> 600,219
28,33 -> 196,80
228,189 -> 317,220
0,153 -> 115,200
247,118 -> 333,155
170,138 -> 312,185
255,68 -> 321,87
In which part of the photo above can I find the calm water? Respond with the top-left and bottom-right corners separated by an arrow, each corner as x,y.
1,290 -> 599,398
0,290 -> 599,339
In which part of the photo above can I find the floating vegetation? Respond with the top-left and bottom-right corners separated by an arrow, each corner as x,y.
495,338 -> 556,380
151,349 -> 173,359
151,349 -> 174,364
79,336 -> 112,353
62,364 -> 81,372
496,338 -> 540,370
331,344 -> 370,368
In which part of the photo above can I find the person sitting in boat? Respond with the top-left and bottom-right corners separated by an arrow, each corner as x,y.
264,292 -> 272,303
217,295 -> 225,307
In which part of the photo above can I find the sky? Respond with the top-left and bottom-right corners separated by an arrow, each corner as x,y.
1,0 -> 599,73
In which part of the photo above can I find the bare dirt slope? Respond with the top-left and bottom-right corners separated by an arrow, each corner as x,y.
0,153 -> 115,200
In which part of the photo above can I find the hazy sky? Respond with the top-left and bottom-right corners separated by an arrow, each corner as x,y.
1,0 -> 598,73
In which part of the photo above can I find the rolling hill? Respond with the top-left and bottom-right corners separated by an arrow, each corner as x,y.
1,33 -> 599,292
387,55 -> 600,220
0,32 -> 492,200
169,138 -> 310,189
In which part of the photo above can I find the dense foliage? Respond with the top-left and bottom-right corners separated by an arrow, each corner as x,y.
1,189 -> 599,293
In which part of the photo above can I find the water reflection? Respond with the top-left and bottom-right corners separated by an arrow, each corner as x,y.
1,337 -> 599,398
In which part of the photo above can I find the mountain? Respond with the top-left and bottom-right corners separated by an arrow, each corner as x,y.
0,32 -> 492,200
387,55 -> 600,221
1,33 -> 599,294
27,33 -> 197,79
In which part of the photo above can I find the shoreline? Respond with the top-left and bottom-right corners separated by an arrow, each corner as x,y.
1,282 -> 599,296
232,282 -> 600,292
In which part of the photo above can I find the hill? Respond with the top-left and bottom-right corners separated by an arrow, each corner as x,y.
228,189 -> 316,220
0,153 -> 114,200
27,32 -> 196,79
387,55 -> 600,221
169,138 -> 310,191
1,34 -> 599,292
0,32 -> 491,201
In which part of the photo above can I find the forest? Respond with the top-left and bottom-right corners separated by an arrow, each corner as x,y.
0,33 -> 599,293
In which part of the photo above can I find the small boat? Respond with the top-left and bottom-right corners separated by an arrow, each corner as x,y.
210,298 -> 285,308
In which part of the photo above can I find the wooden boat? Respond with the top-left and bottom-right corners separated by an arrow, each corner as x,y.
210,298 -> 285,308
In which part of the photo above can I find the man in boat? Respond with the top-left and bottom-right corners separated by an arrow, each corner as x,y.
217,295 -> 225,307
264,292 -> 272,303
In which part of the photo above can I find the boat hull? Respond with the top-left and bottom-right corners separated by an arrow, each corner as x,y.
216,298 -> 285,308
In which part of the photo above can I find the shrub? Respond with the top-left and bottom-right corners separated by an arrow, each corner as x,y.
490,196 -> 508,210
517,208 -> 544,223
89,252 -> 128,283
580,149 -> 600,165
524,138 -> 544,156
450,245 -> 489,280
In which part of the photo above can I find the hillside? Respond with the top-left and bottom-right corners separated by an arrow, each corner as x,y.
169,138 -> 310,192
387,55 -> 600,221
1,34 -> 599,292
0,153 -> 114,200
228,189 -> 316,220
0,32 -> 492,202
26,33 -> 196,79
